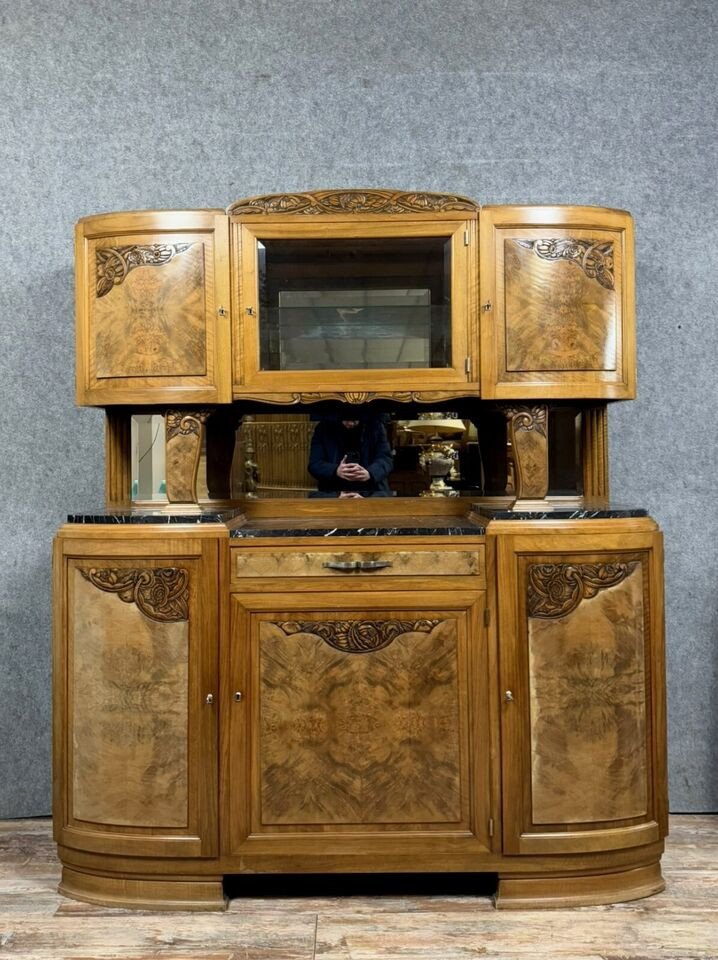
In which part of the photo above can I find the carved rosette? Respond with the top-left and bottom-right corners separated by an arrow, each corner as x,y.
228,189 -> 478,216
96,243 -> 194,298
527,562 -> 638,619
516,238 -> 614,290
275,619 -> 441,654
79,567 -> 189,622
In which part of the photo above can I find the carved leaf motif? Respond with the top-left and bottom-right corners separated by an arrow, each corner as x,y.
237,391 -> 470,405
503,405 -> 548,437
96,243 -> 194,298
228,189 -> 478,216
165,410 -> 210,440
516,238 -> 614,290
276,619 -> 441,654
79,567 -> 189,622
527,562 -> 637,619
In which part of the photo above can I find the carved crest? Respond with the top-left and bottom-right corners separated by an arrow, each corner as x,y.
236,390 -> 472,405
165,410 -> 211,440
516,238 -> 614,290
527,562 -> 638,619
96,243 -> 194,298
228,189 -> 478,217
275,619 -> 440,653
79,567 -> 189,622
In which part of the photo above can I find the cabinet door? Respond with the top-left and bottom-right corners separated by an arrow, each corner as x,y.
231,216 -> 478,401
480,206 -> 635,399
225,590 -> 491,862
53,532 -> 220,858
495,528 -> 667,855
76,211 -> 231,405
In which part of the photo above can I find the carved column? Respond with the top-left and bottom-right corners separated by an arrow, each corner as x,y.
502,405 -> 549,504
165,411 -> 210,505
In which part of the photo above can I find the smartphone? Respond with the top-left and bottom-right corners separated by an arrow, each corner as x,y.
345,451 -> 360,464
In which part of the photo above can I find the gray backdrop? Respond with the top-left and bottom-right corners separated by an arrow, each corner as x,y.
1,0 -> 716,816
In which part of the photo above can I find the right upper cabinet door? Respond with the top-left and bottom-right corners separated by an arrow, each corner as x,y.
480,206 -> 635,399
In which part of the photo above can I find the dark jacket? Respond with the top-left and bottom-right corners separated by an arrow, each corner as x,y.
308,419 -> 394,497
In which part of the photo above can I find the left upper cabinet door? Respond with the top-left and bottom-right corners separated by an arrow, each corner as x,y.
76,211 -> 232,405
53,529 -> 221,858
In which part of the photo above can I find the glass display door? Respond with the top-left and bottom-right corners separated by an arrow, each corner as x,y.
232,219 -> 478,399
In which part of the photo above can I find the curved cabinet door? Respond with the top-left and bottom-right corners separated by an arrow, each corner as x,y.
76,211 -> 231,405
494,525 -> 667,856
225,589 -> 491,866
53,529 -> 221,858
480,206 -> 635,399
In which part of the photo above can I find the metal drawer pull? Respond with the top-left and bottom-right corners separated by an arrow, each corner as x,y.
322,560 -> 393,571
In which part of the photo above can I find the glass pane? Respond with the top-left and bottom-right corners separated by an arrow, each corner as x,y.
258,238 -> 452,371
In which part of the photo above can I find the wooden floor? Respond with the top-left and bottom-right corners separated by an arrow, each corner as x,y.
0,816 -> 716,959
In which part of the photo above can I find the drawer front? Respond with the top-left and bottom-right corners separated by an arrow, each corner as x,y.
231,547 -> 484,581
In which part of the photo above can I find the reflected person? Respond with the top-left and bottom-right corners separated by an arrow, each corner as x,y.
308,417 -> 393,498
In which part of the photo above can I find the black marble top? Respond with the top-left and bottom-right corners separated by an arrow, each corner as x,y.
476,505 -> 648,521
67,508 -> 244,524
228,518 -> 487,538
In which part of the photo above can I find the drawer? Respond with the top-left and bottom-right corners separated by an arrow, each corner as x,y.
231,546 -> 484,581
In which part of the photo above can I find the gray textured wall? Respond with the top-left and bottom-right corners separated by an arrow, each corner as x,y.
1,0 -> 716,816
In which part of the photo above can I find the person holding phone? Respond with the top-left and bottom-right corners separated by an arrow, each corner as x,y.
308,416 -> 394,498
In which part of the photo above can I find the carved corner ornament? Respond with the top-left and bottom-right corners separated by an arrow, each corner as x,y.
165,410 -> 211,441
502,405 -> 548,437
527,562 -> 638,619
516,238 -> 614,290
227,189 -> 479,217
96,243 -> 195,298
275,619 -> 441,654
79,567 -> 190,622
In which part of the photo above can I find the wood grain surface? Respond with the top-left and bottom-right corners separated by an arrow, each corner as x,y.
0,815 -> 715,958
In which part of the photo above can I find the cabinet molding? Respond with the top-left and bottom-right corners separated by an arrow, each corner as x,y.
227,188 -> 479,217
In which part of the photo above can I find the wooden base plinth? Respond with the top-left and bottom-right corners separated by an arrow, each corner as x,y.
495,861 -> 664,909
59,867 -> 228,912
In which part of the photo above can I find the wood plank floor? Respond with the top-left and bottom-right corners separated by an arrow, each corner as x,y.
0,816 -> 716,959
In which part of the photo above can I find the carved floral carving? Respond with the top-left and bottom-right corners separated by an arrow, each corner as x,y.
237,390 -> 470,405
516,238 -> 614,290
275,619 -> 441,654
527,562 -> 638,619
165,410 -> 210,440
228,189 -> 478,216
96,243 -> 194,298
502,405 -> 548,437
79,567 -> 190,622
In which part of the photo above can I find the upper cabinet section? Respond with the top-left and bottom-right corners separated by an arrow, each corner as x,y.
76,211 -> 231,405
228,190 -> 479,403
479,206 -> 635,400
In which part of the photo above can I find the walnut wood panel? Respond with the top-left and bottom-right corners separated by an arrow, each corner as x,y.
232,218 -> 478,398
527,562 -> 648,824
582,404 -> 610,500
230,547 -> 483,581
165,410 -> 209,503
479,206 -> 635,400
75,211 -> 231,405
225,590 -> 490,857
53,530 -> 221,859
70,568 -> 189,827
258,618 -> 462,825
503,405 -> 549,500
493,526 -> 666,857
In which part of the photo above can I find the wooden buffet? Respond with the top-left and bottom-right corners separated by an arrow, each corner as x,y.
53,190 -> 667,910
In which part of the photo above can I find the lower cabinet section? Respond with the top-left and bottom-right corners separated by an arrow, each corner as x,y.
53,520 -> 667,911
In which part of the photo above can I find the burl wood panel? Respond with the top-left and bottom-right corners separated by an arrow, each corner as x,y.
257,619 -> 463,825
165,411 -> 208,503
70,569 -> 189,827
232,549 -> 482,580
93,240 -> 208,379
505,405 -> 548,500
527,563 -> 648,824
504,237 -> 619,373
